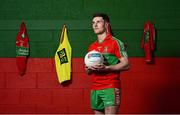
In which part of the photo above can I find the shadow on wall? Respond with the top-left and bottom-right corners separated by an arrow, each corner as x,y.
119,58 -> 180,114
143,59 -> 180,114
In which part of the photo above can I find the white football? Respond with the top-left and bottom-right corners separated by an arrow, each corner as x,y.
84,50 -> 104,67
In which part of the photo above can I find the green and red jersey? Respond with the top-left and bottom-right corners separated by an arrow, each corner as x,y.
88,34 -> 128,90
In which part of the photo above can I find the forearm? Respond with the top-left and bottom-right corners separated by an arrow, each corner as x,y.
106,63 -> 129,71
105,58 -> 130,72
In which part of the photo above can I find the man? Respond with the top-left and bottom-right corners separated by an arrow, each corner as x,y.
85,13 -> 130,114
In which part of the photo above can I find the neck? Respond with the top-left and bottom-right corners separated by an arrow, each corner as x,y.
97,32 -> 107,43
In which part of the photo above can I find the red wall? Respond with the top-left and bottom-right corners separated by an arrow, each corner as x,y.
0,57 -> 180,114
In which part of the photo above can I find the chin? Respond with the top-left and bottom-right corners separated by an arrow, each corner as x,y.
95,32 -> 100,34
94,31 -> 103,34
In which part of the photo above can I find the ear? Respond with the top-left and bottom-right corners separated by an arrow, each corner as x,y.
105,22 -> 112,35
105,22 -> 108,29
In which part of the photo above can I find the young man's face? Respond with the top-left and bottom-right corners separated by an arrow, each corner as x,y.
92,17 -> 107,35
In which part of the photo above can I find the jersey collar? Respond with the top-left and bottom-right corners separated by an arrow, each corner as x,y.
96,34 -> 112,44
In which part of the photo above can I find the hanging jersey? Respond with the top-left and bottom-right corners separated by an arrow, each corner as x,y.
16,22 -> 29,76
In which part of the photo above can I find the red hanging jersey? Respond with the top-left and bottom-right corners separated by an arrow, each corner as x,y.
141,21 -> 155,63
16,22 -> 29,76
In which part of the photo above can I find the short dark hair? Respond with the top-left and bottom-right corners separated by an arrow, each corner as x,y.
92,13 -> 110,22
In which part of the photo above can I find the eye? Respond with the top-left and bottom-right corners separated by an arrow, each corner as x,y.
96,21 -> 100,24
92,21 -> 95,25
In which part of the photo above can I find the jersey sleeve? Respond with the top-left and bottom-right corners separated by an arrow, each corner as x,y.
88,44 -> 93,52
114,39 -> 128,58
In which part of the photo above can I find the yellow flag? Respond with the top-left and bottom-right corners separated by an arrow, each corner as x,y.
55,25 -> 72,83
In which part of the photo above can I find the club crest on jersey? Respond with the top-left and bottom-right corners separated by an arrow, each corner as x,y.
21,32 -> 25,39
103,47 -> 108,53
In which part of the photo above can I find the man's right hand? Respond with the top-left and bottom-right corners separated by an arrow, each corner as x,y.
85,66 -> 93,75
